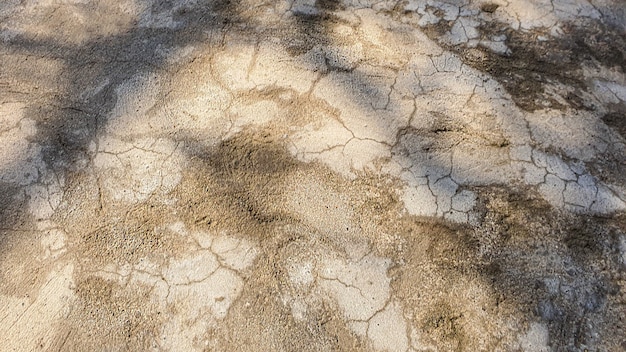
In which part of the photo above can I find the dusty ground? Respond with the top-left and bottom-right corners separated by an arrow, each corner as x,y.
0,0 -> 625,351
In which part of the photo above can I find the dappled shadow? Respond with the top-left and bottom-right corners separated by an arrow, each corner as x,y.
0,0 -> 625,351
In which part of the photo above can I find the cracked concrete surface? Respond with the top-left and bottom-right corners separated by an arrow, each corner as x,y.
0,0 -> 625,351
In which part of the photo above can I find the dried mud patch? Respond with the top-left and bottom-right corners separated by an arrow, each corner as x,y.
479,3 -> 499,14
420,300 -> 469,350
173,131 -> 388,350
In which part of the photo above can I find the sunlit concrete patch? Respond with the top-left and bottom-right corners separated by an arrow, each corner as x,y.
508,0 -> 599,29
148,57 -> 236,142
297,0 -> 625,221
342,139 -> 392,176
0,101 -> 27,134
287,260 -> 315,290
286,176 -> 369,258
38,222 -> 67,261
106,72 -> 164,137
160,264 -> 244,351
518,322 -> 550,352
85,221 -> 260,351
174,76 -> 232,122
227,100 -> 281,137
313,67 -> 412,146
166,223 -> 259,272
249,41 -> 320,94
157,229 -> 258,351
213,40 -> 258,92
282,175 -> 412,349
209,233 -> 259,272
403,0 -> 600,39
0,104 -> 43,186
318,254 -> 392,322
401,183 -> 438,217
525,109 -> 618,161
163,250 -> 220,285
289,116 -> 354,162
300,27 -> 626,219
589,184 -> 626,213
92,136 -> 185,203
0,264 -> 74,352
367,302 -> 409,352
282,247 -> 411,351
591,80 -> 626,105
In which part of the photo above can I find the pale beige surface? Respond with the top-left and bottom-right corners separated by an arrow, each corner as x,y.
0,0 -> 625,351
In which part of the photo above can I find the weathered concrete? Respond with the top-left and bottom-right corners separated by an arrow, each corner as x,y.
0,0 -> 625,351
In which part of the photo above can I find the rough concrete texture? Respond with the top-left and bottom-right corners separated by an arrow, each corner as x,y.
0,0 -> 625,351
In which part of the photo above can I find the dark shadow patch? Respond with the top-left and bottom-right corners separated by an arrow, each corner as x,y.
281,12 -> 334,56
419,16 -> 626,111
469,186 -> 625,351
389,217 -> 502,350
585,105 -> 626,186
480,3 -> 499,14
421,301 -> 467,351
0,184 -> 27,230
316,0 -> 343,12
564,221 -> 602,261
176,129 -> 300,237
602,105 -> 626,138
